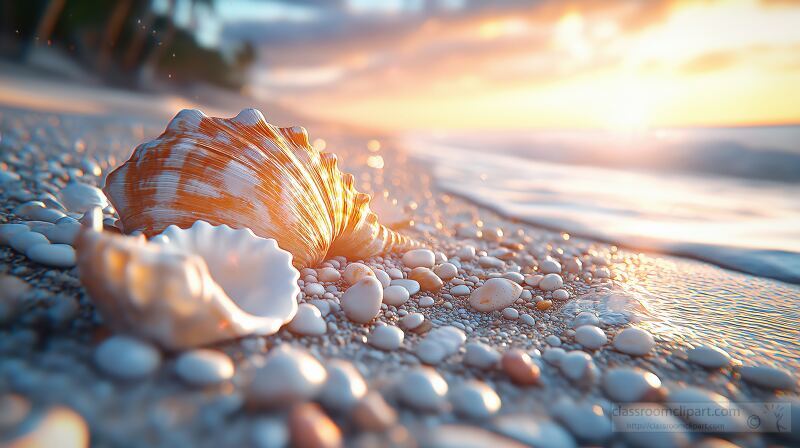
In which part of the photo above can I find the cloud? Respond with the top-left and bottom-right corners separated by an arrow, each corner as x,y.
681,51 -> 739,74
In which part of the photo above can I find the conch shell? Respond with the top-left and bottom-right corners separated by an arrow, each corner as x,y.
103,109 -> 419,267
75,211 -> 299,349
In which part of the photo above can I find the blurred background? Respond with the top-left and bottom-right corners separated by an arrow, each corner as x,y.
1,0 -> 799,282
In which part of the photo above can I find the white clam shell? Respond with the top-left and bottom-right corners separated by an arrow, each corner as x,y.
75,214 -> 299,350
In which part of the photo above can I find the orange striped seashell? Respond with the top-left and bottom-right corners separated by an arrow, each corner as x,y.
103,109 -> 419,267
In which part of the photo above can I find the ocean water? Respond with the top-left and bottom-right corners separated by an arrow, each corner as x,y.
405,126 -> 800,284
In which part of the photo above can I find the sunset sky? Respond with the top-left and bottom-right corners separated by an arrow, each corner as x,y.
220,0 -> 800,131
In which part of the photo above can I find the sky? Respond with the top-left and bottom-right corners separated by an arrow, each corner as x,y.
214,0 -> 800,131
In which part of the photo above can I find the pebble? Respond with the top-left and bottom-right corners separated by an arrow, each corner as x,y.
368,325 -> 404,350
501,349 -> 541,385
543,348 -> 566,365
0,223 -> 29,244
455,245 -> 476,260
387,267 -> 404,279
304,282 -> 325,297
478,256 -> 504,268
450,285 -> 470,296
469,278 -> 522,312
686,345 -> 731,369
399,312 -> 425,330
310,299 -> 330,316
8,231 -> 49,253
538,273 -> 563,291
26,243 -> 76,268
424,424 -> 524,448
402,249 -> 435,268
503,272 -> 525,284
390,279 -> 420,296
316,267 -> 341,282
564,258 -> 582,273
418,296 -> 435,307
341,277 -> 383,323
37,221 -> 81,245
343,262 -> 375,284
288,403 -> 342,448
613,327 -> 655,356
382,285 -> 410,306
288,303 -> 327,336
552,400 -> 612,444
449,380 -> 502,419
545,335 -> 561,346
60,181 -> 109,213
540,259 -> 561,274
570,311 -> 600,328
520,313 -> 536,326
433,262 -> 458,280
372,268 -> 391,287
174,349 -> 234,386
398,367 -> 449,411
666,387 -> 747,432
524,274 -> 543,287
502,307 -> 519,319
13,201 -> 66,223
603,368 -> 662,402
574,325 -> 607,349
416,326 -> 465,364
352,392 -> 397,431
739,365 -> 795,390
552,289 -> 569,300
247,346 -> 327,408
616,404 -> 689,448
409,267 -> 443,292
318,359 -> 367,411
0,275 -> 30,323
464,342 -> 501,369
560,350 -> 596,382
94,336 -> 161,380
493,415 -> 576,448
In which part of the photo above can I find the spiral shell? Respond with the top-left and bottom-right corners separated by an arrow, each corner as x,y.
103,109 -> 419,267
75,212 -> 300,350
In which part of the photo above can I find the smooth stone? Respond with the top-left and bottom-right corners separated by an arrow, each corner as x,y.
390,279 -> 420,296
464,342 -> 501,369
398,367 -> 448,411
343,262 -> 375,284
552,289 -> 570,300
318,359 -> 367,411
316,267 -> 340,282
477,256 -> 504,268
564,258 -> 582,273
560,350 -> 595,382
503,272 -> 525,284
543,348 -> 566,365
94,336 -> 161,380
399,312 -> 424,330
686,345 -> 731,369
613,327 -> 655,356
552,400 -> 612,444
382,285 -> 410,306
174,349 -> 234,386
38,222 -> 81,245
455,246 -> 476,260
352,392 -> 397,432
545,335 -> 562,346
247,346 -> 327,408
418,296 -> 435,307
450,285 -> 470,296
574,325 -> 607,349
616,404 -> 690,448
524,274 -> 543,287
386,268 -> 404,279
409,267 -> 443,292
309,299 -> 330,316
60,182 -> 109,213
739,365 -> 795,390
8,231 -> 49,253
603,368 -> 662,402
0,224 -> 30,245
251,417 -> 289,448
416,339 -> 448,364
449,380 -> 502,419
341,277 -> 383,323
502,307 -> 519,319
538,273 -> 563,291
26,243 -> 75,268
469,278 -> 523,312
288,403 -> 342,448
303,282 -> 325,297
493,415 -> 576,448
520,313 -> 536,326
0,275 -> 31,323
288,303 -> 327,336
3,405 -> 90,448
502,349 -> 541,385
666,387 -> 747,432
372,268 -> 391,288
433,262 -> 458,280
416,326 -> 465,364
424,425 -> 526,448
402,249 -> 436,269
570,311 -> 599,328
368,325 -> 404,350
540,259 -> 562,274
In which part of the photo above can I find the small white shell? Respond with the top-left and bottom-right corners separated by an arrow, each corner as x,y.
75,214 -> 299,350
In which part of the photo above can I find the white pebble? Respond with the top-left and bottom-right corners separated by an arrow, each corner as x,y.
341,277 -> 383,324
175,349 -> 234,386
686,345 -> 731,369
318,360 -> 367,411
372,268 -> 391,287
545,335 -> 562,346
26,243 -> 75,268
95,336 -> 161,380
390,279 -> 420,296
368,325 -> 404,350
398,368 -> 448,411
61,182 -> 108,213
603,368 -> 662,402
0,224 -> 29,245
524,274 -> 543,287
303,283 -> 325,297
450,380 -> 501,419
543,348 -> 566,365
538,273 -> 563,291
450,285 -> 470,296
552,289 -> 570,300
455,246 -> 476,260
288,303 -> 327,336
574,325 -> 607,350
418,296 -> 435,307
382,285 -> 410,306
433,262 -> 458,280
739,365 -> 795,390
247,346 -> 327,407
343,262 -> 375,284
478,256 -> 504,268
464,342 -> 500,369
316,267 -> 341,282
8,231 -> 49,253
540,259 -> 561,274
469,278 -> 522,312
570,312 -> 599,328
502,307 -> 519,320
387,268 -> 404,279
560,350 -> 596,382
399,312 -> 424,330
402,249 -> 435,269
520,314 -> 536,326
613,327 -> 655,356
